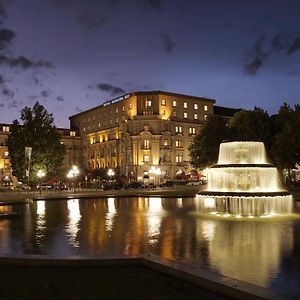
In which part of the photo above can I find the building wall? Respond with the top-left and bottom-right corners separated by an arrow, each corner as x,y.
70,91 -> 215,181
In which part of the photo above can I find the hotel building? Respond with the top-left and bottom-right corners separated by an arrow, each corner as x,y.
69,91 -> 215,181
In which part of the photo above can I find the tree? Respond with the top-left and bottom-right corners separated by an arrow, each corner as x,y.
7,102 -> 66,185
271,104 -> 300,181
189,114 -> 229,169
228,107 -> 272,152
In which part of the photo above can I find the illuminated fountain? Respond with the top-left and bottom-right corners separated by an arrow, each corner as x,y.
196,141 -> 293,217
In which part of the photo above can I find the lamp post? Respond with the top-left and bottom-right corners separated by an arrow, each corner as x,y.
149,166 -> 161,186
37,169 -> 45,196
107,168 -> 115,182
67,165 -> 79,192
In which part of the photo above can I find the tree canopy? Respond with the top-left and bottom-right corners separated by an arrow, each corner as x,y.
189,114 -> 229,169
7,102 -> 66,185
189,104 -> 300,181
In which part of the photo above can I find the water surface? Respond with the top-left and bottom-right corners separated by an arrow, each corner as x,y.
0,197 -> 300,298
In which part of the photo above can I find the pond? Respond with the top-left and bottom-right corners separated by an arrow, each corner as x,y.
1,196 -> 300,298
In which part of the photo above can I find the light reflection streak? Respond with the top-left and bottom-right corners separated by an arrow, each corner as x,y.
147,197 -> 163,245
66,199 -> 81,247
105,197 -> 116,231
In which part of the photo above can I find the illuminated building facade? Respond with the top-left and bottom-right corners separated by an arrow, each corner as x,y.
69,91 -> 215,181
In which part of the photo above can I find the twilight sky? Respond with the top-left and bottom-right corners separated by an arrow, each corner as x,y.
0,0 -> 299,127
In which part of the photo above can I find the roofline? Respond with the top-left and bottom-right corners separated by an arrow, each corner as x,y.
69,90 -> 216,119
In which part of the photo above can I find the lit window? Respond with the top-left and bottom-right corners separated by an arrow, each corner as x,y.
172,100 -> 177,107
116,117 -> 119,123
144,155 -> 150,162
204,105 -> 208,111
122,105 -> 125,112
194,103 -> 198,110
145,98 -> 152,108
184,102 -> 188,108
144,124 -> 149,131
4,151 -> 9,157
83,127 -> 86,132
173,110 -> 177,117
70,131 -> 76,137
2,126 -> 9,132
129,102 -> 132,109
176,153 -> 183,163
175,126 -> 182,133
161,98 -> 166,106
204,114 -> 208,120
176,140 -> 182,148
144,139 -> 150,149
116,107 -> 119,113
98,123 -> 101,128
163,140 -> 168,146
189,127 -> 196,134
194,113 -> 198,120
184,112 -> 188,119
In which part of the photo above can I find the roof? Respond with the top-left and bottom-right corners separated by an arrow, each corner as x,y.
69,90 -> 216,119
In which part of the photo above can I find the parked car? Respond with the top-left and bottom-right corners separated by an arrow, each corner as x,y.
125,182 -> 143,189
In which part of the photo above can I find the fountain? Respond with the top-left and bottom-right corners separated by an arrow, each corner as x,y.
196,141 -> 293,217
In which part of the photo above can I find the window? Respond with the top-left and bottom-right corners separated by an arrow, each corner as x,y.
204,105 -> 208,111
204,114 -> 208,120
183,112 -> 188,119
172,100 -> 177,107
176,153 -> 183,163
176,140 -> 182,148
184,102 -> 188,108
98,122 -> 101,128
116,107 -> 119,113
129,102 -> 132,109
70,131 -> 76,137
194,103 -> 198,110
161,98 -> 166,106
144,124 -> 149,131
173,110 -> 177,117
116,117 -> 119,123
144,139 -> 150,149
83,127 -> 86,132
189,127 -> 196,134
2,126 -> 9,132
145,98 -> 152,108
144,155 -> 150,162
175,126 -> 182,133
194,113 -> 198,120
163,139 -> 168,146
122,105 -> 125,112
4,151 -> 9,157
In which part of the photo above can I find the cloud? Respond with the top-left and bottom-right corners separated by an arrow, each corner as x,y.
161,33 -> 176,52
244,33 -> 300,75
0,54 -> 54,69
7,99 -> 18,109
0,103 -> 4,107
56,95 -> 64,102
286,69 -> 299,76
2,87 -> 14,98
40,89 -> 52,97
0,74 -> 5,85
147,0 -> 162,10
76,12 -> 106,29
95,83 -> 125,96
75,106 -> 82,112
244,36 -> 270,75
0,28 -> 15,49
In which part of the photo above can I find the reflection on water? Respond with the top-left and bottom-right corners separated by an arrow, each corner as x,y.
0,197 -> 300,297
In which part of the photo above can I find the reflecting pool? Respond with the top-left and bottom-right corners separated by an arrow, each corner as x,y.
1,197 -> 300,298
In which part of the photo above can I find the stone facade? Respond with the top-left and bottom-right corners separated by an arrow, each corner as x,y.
69,91 -> 215,182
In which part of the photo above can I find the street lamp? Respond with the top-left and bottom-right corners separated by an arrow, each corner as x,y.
149,166 -> 161,186
67,165 -> 79,192
107,168 -> 115,181
37,169 -> 45,195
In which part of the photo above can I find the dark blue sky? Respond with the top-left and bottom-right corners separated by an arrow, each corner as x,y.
0,0 -> 299,127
